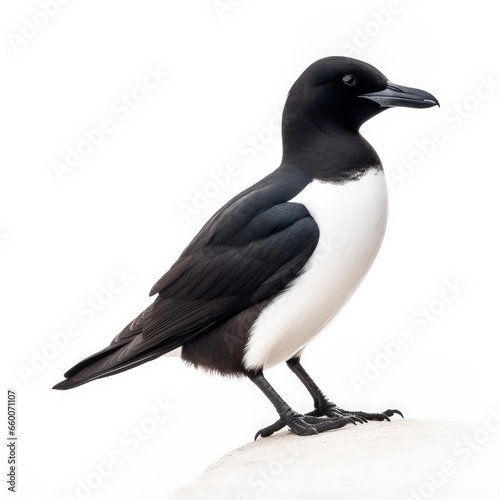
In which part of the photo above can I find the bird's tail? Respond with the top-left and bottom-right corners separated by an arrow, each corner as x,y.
53,298 -> 204,390
52,340 -> 168,390
53,299 -> 172,390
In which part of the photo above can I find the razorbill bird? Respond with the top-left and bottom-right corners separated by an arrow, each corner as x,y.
53,56 -> 438,438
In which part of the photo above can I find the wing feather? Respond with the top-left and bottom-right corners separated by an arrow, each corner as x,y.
53,176 -> 318,389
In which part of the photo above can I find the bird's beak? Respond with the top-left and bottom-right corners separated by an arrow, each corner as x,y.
359,82 -> 440,109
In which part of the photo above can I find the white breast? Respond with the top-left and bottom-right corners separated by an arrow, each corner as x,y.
243,168 -> 388,371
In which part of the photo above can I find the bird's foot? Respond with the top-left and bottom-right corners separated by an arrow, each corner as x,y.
254,403 -> 403,439
254,408 -> 359,440
319,401 -> 404,423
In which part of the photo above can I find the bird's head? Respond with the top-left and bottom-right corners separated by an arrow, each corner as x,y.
284,56 -> 439,133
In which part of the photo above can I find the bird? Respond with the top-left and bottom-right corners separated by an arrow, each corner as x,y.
53,56 -> 438,439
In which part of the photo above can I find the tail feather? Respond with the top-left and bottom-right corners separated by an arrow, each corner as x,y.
52,341 -> 171,390
52,296 -> 212,390
52,343 -> 125,390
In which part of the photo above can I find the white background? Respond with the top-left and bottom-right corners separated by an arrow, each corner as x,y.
2,1 -> 500,499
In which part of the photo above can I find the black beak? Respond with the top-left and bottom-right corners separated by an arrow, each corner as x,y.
360,82 -> 439,109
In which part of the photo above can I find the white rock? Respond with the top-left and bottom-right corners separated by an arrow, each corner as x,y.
175,419 -> 499,499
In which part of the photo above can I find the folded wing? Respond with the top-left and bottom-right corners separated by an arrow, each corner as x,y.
53,188 -> 319,389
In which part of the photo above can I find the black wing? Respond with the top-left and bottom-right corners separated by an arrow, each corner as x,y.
54,173 -> 317,389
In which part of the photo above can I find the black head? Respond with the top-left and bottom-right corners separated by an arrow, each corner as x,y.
284,56 -> 439,133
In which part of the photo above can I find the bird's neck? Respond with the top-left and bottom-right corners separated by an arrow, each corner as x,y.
280,118 -> 381,183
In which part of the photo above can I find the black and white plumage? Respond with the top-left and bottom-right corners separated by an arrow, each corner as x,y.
54,57 -> 438,438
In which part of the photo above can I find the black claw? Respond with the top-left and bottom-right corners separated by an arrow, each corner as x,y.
383,408 -> 404,419
254,427 -> 275,440
254,418 -> 286,439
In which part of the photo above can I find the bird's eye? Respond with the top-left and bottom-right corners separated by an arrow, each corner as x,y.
343,74 -> 356,86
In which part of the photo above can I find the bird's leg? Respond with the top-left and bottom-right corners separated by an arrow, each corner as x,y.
286,357 -> 350,418
252,359 -> 404,438
248,371 -> 355,440
286,357 -> 403,422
